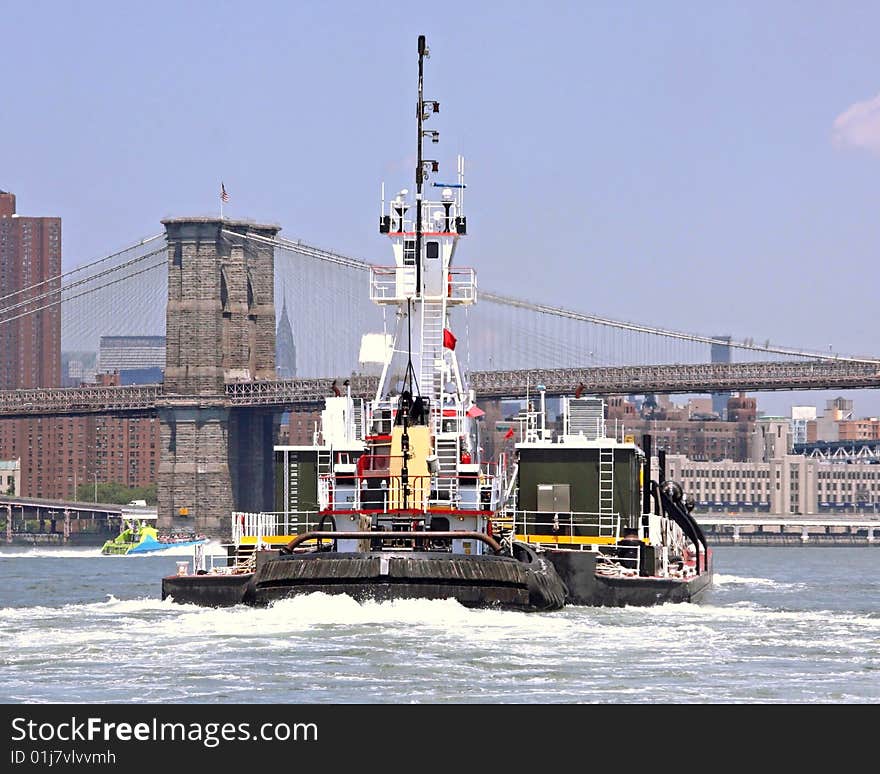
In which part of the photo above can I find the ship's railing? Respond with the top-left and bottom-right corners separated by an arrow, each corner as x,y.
509,510 -> 643,573
232,510 -> 324,543
369,267 -> 475,303
596,543 -> 641,574
384,199 -> 465,235
508,510 -> 622,541
317,471 -> 492,512
370,266 -> 416,301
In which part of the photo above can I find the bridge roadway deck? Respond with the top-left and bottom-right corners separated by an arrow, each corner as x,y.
0,360 -> 878,417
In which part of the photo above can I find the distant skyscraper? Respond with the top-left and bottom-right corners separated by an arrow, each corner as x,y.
98,335 -> 165,383
0,191 -> 61,389
276,295 -> 296,379
710,335 -> 732,419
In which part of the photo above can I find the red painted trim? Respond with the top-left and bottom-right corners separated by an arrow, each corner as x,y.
388,232 -> 457,237
321,509 -> 494,517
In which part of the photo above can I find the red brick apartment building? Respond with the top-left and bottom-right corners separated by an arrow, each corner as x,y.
0,193 -> 160,498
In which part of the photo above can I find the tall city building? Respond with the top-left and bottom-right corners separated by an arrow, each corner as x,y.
275,296 -> 296,379
98,335 -> 165,384
0,191 -> 62,389
710,335 -> 732,419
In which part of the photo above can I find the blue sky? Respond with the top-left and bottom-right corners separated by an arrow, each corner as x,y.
3,1 -> 880,416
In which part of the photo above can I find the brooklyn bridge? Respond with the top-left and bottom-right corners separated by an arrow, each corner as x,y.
2,217 -> 878,535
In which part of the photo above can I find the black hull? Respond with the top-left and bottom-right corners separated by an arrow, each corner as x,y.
162,545 -> 566,612
162,572 -> 254,607
544,549 -> 713,607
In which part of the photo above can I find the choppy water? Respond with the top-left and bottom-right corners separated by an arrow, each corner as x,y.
0,546 -> 877,703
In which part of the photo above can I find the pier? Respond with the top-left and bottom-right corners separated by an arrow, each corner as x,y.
0,495 -> 155,546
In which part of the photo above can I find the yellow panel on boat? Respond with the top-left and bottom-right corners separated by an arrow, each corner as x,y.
389,424 -> 430,508
517,534 -> 623,545
239,536 -> 301,546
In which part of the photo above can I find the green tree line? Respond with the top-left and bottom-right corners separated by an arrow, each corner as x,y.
75,482 -> 157,506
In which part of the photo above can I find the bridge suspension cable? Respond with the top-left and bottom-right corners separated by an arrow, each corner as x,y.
0,257 -> 167,327
223,230 -> 376,271
229,231 -> 880,367
0,233 -> 164,306
478,291 -> 880,365
11,227 -> 876,370
0,245 -> 167,320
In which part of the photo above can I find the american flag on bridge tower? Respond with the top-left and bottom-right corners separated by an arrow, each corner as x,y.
220,182 -> 229,202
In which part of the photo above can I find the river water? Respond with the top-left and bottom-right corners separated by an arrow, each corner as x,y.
0,545 -> 877,704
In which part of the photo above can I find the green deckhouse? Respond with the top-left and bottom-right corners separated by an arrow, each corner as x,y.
510,397 -> 646,546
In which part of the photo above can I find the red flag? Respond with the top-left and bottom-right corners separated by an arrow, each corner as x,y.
575,382 -> 584,399
442,328 -> 457,350
504,427 -> 515,440
466,405 -> 485,418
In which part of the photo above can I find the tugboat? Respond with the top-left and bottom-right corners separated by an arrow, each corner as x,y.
162,34 -> 567,612
163,35 -> 712,610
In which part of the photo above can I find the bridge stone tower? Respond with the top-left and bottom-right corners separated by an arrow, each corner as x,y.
158,217 -> 281,538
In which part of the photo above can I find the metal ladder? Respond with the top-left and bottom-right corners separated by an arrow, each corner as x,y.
435,435 -> 459,476
317,449 -> 332,477
287,455 -> 299,513
351,400 -> 363,440
419,298 -> 446,410
599,447 -> 615,533
434,435 -> 460,506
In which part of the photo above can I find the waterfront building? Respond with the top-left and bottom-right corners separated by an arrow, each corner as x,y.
809,397 -> 854,442
791,405 -> 817,446
666,453 -> 880,515
0,458 -> 20,495
0,371 -> 161,499
836,417 -> 880,441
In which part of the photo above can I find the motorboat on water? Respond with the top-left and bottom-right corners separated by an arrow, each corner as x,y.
162,34 -> 711,610
102,520 -> 207,556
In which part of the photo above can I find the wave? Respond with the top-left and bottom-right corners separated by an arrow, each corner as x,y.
0,592 -> 574,649
713,573 -> 804,589
115,540 -> 228,558
158,593 -> 575,640
638,599 -> 880,630
0,540 -> 227,560
0,595 -> 174,620
0,547 -> 103,559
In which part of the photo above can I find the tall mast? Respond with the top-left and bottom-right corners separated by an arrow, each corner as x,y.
416,34 -> 425,300
401,34 -> 431,510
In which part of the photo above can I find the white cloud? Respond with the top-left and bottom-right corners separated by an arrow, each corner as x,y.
832,93 -> 880,155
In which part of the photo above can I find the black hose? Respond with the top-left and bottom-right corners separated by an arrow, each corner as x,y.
316,513 -> 338,551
